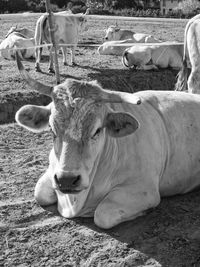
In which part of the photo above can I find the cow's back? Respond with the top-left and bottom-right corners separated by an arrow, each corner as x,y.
41,14 -> 83,44
119,30 -> 134,40
151,44 -> 183,68
108,90 -> 200,196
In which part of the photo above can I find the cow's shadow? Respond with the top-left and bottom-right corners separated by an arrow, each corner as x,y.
42,188 -> 200,266
59,66 -> 179,93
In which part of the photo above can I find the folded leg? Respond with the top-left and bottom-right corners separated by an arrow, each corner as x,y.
94,184 -> 160,229
34,172 -> 57,206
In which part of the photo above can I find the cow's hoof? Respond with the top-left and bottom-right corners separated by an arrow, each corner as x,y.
48,69 -> 55,74
35,66 -> 42,72
63,62 -> 68,66
71,62 -> 77,67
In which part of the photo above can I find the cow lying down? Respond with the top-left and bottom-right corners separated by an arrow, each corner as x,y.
122,42 -> 183,70
98,34 -> 161,56
0,26 -> 35,60
16,54 -> 200,229
103,25 -> 135,41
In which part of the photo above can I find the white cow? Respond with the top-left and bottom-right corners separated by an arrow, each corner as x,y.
104,25 -> 135,41
0,26 -> 35,60
5,26 -> 34,39
103,25 -> 161,43
16,54 -> 200,229
122,42 -> 183,70
176,14 -> 200,93
34,9 -> 89,73
98,34 -> 161,56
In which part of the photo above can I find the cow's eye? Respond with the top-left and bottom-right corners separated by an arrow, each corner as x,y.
92,127 -> 102,138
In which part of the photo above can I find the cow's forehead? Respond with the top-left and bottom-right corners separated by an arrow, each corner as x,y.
49,80 -> 104,141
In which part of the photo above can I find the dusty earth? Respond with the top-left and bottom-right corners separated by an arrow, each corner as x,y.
1,13 -> 200,267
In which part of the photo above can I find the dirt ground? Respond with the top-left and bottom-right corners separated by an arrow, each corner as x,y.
1,13 -> 200,267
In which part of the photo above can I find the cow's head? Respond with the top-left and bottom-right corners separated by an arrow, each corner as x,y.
104,25 -> 121,41
5,26 -> 18,38
15,54 -> 141,195
77,8 -> 90,31
5,26 -> 34,39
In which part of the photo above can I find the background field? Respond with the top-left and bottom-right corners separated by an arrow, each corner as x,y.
1,13 -> 200,267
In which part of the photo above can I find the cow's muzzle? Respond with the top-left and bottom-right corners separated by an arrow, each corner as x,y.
54,172 -> 82,194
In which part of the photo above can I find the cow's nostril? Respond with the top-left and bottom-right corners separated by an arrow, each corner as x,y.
72,175 -> 81,186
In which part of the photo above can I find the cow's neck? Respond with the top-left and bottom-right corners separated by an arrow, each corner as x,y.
78,134 -> 118,216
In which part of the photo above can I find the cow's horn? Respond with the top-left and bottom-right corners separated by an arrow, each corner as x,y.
98,89 -> 141,105
16,52 -> 53,97
85,8 -> 90,15
78,81 -> 141,105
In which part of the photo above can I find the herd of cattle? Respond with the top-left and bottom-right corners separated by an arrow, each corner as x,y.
4,12 -> 200,229
0,10 -> 185,72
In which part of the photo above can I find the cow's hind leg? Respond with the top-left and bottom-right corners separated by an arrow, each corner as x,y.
61,46 -> 67,66
70,46 -> 76,66
35,47 -> 42,72
34,172 -> 57,206
188,70 -> 200,94
94,185 -> 160,229
48,48 -> 55,73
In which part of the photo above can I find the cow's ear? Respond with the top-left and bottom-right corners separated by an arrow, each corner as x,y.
104,112 -> 139,138
15,104 -> 51,133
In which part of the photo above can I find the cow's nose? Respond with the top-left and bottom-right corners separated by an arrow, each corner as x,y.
54,172 -> 81,193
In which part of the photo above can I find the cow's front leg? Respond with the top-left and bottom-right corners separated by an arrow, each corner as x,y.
61,46 -> 67,66
34,171 -> 57,206
48,48 -> 55,73
137,64 -> 158,71
70,46 -> 76,66
94,185 -> 160,229
35,47 -> 42,72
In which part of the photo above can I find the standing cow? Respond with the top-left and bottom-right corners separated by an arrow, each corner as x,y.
176,14 -> 200,93
34,9 -> 89,73
0,26 -> 35,60
16,54 -> 200,229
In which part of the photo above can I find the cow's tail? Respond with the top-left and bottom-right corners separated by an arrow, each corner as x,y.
175,58 -> 188,91
122,49 -> 130,68
175,18 -> 191,92
34,15 -> 47,58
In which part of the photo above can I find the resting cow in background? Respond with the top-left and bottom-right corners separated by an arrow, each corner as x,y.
0,26 -> 35,60
16,53 -> 200,229
103,25 -> 161,43
5,25 -> 34,39
98,34 -> 161,56
34,9 -> 89,73
122,42 -> 183,70
104,25 -> 135,41
176,14 -> 200,93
